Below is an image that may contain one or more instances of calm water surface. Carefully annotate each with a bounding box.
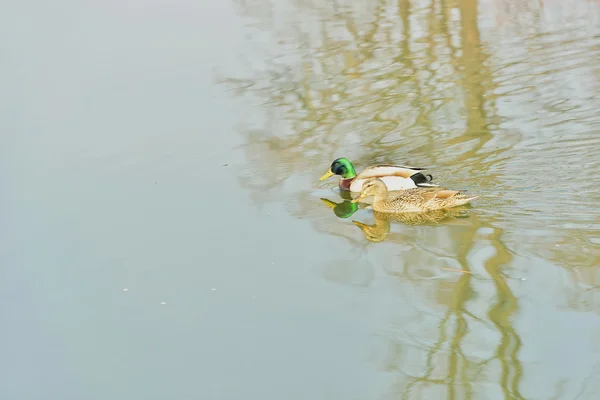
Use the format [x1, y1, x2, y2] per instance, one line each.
[2, 0, 600, 399]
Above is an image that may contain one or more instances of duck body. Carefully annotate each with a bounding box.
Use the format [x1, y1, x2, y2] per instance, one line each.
[320, 158, 437, 193]
[352, 178, 477, 213]
[345, 164, 437, 192]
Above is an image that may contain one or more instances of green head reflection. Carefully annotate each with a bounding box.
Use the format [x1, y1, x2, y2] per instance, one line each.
[320, 198, 359, 219]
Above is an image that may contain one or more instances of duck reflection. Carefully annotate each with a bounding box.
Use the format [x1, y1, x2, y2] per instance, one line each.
[320, 197, 360, 219]
[321, 195, 471, 243]
[353, 208, 470, 243]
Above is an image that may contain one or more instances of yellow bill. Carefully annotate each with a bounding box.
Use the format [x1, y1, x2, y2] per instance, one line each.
[320, 198, 337, 209]
[351, 195, 365, 203]
[319, 169, 335, 181]
[352, 221, 369, 229]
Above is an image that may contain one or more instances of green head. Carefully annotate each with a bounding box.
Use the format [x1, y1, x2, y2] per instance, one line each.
[319, 158, 357, 181]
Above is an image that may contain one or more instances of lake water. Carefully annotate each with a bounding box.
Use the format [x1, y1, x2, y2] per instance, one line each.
[2, 0, 600, 399]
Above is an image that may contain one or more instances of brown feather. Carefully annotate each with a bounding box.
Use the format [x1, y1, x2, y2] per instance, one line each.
[356, 165, 422, 180]
[433, 190, 460, 199]
[391, 170, 416, 179]
[354, 178, 477, 213]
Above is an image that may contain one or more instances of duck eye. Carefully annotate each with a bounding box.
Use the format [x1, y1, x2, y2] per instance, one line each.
[332, 164, 346, 175]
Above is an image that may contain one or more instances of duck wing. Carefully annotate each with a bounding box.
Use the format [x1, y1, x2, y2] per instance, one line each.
[355, 164, 437, 188]
[386, 187, 452, 202]
[355, 164, 427, 179]
[406, 187, 475, 204]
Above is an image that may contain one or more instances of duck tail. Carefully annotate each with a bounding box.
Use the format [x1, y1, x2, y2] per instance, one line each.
[454, 195, 478, 206]
[412, 172, 440, 187]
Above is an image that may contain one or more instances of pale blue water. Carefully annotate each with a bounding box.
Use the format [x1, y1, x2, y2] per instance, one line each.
[2, 1, 600, 399]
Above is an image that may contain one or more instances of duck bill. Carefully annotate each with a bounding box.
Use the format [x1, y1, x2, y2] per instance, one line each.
[351, 195, 365, 203]
[320, 198, 338, 209]
[352, 221, 369, 229]
[319, 169, 335, 181]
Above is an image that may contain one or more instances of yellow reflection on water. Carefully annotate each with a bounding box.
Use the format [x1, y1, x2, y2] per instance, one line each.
[221, 0, 600, 397]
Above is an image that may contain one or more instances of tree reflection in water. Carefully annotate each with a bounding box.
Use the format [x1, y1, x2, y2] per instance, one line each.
[220, 0, 600, 397]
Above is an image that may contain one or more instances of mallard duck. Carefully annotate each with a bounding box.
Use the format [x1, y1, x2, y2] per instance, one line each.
[351, 178, 477, 212]
[319, 157, 437, 192]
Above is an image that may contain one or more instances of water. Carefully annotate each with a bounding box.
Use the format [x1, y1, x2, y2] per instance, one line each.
[2, 0, 600, 399]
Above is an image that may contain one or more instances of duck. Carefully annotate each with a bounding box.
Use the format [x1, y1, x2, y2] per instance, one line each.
[351, 178, 477, 213]
[319, 157, 437, 192]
